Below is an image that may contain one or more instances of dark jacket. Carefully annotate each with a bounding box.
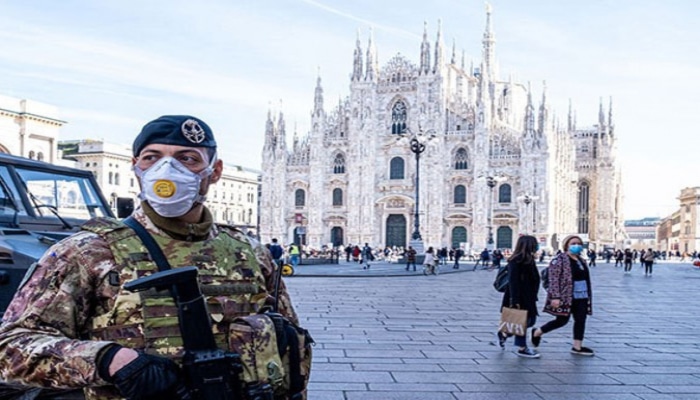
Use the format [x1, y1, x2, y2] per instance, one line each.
[269, 243, 284, 260]
[501, 255, 540, 320]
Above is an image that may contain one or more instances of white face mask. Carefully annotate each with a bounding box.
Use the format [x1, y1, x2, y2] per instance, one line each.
[134, 156, 214, 218]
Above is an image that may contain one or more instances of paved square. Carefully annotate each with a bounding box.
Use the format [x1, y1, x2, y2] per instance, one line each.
[286, 262, 700, 399]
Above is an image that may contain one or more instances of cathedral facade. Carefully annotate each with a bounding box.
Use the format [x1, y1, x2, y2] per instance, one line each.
[260, 7, 624, 253]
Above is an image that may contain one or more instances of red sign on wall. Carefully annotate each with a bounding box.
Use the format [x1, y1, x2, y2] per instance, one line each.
[295, 213, 303, 223]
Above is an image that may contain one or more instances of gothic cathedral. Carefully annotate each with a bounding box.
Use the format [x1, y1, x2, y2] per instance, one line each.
[260, 7, 624, 253]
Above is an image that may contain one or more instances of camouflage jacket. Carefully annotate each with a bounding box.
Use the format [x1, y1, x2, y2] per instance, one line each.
[0, 207, 298, 398]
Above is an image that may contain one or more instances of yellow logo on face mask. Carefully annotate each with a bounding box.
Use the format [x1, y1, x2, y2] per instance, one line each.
[153, 180, 176, 198]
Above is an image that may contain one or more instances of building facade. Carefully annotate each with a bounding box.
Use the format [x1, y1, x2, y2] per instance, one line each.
[260, 7, 624, 252]
[656, 187, 700, 254]
[624, 217, 659, 251]
[0, 94, 65, 163]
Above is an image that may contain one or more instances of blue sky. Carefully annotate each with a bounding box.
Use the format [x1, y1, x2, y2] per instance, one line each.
[1, 0, 698, 220]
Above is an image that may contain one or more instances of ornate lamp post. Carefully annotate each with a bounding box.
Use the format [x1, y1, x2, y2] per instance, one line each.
[517, 194, 540, 234]
[398, 127, 435, 254]
[409, 137, 427, 241]
[486, 176, 498, 249]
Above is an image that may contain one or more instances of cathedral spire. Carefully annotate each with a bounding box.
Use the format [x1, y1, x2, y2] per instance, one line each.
[598, 97, 605, 130]
[567, 99, 573, 132]
[433, 19, 444, 74]
[482, 2, 497, 81]
[264, 106, 276, 151]
[538, 81, 548, 134]
[313, 70, 324, 117]
[525, 81, 535, 138]
[365, 27, 378, 81]
[293, 121, 299, 151]
[352, 29, 363, 82]
[451, 38, 456, 65]
[277, 102, 287, 151]
[461, 49, 465, 70]
[608, 96, 614, 134]
[419, 21, 431, 75]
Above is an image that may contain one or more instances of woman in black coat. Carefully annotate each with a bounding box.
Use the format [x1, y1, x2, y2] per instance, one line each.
[497, 235, 541, 358]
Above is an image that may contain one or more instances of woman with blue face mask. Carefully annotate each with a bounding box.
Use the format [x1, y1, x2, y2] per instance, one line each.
[530, 235, 594, 356]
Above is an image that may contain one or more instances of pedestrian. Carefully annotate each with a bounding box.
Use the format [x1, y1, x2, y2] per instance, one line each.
[405, 246, 417, 271]
[473, 248, 490, 270]
[345, 244, 352, 262]
[643, 247, 655, 276]
[269, 237, 285, 268]
[0, 115, 308, 399]
[438, 247, 448, 265]
[423, 247, 437, 275]
[587, 248, 597, 267]
[361, 242, 373, 269]
[352, 245, 361, 262]
[623, 248, 633, 273]
[494, 235, 541, 358]
[491, 249, 503, 270]
[614, 249, 623, 267]
[453, 247, 463, 269]
[531, 234, 594, 356]
[289, 242, 301, 269]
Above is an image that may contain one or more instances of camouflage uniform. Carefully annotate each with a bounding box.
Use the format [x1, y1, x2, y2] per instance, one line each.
[0, 206, 298, 400]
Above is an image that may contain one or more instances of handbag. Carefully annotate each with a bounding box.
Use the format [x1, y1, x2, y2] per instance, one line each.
[499, 306, 527, 336]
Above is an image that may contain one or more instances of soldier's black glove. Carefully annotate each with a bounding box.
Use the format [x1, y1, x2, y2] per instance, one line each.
[111, 352, 187, 400]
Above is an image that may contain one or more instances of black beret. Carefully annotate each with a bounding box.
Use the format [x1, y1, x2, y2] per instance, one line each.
[132, 115, 217, 157]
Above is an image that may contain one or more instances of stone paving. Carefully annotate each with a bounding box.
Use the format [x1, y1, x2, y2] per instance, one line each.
[284, 261, 700, 399]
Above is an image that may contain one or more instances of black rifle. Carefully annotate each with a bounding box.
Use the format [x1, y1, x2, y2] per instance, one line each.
[124, 266, 274, 400]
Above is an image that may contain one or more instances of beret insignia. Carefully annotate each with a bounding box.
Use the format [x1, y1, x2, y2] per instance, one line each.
[182, 119, 206, 144]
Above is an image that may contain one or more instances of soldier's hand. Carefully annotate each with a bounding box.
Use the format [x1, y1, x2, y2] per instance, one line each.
[112, 352, 186, 400]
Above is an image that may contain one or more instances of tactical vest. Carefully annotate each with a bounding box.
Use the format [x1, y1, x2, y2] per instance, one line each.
[82, 218, 269, 356]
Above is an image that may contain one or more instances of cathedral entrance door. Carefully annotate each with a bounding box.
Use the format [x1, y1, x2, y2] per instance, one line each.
[496, 226, 513, 249]
[294, 226, 307, 246]
[385, 214, 407, 248]
[451, 226, 467, 249]
[330, 227, 344, 247]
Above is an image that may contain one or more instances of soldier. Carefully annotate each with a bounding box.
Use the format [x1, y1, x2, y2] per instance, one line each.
[0, 115, 302, 399]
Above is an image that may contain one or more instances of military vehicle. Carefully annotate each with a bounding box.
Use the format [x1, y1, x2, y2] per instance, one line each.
[0, 153, 116, 399]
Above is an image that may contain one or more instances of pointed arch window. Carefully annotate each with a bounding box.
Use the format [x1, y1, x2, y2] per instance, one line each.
[498, 184, 511, 203]
[332, 188, 343, 206]
[108, 172, 114, 185]
[391, 100, 407, 134]
[454, 185, 466, 204]
[389, 157, 405, 179]
[454, 148, 468, 170]
[294, 189, 306, 207]
[333, 153, 345, 174]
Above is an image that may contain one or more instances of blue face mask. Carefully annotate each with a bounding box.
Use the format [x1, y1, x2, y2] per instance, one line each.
[569, 244, 583, 255]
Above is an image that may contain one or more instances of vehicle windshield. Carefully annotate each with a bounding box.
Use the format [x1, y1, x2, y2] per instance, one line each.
[13, 166, 109, 221]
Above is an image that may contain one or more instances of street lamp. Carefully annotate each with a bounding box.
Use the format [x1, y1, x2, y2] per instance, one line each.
[398, 127, 435, 253]
[481, 175, 505, 250]
[517, 194, 540, 234]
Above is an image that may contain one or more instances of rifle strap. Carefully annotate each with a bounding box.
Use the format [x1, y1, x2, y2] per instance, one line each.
[123, 216, 172, 272]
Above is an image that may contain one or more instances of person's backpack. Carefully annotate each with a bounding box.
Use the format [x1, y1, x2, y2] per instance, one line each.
[541, 267, 550, 290]
[493, 264, 509, 292]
